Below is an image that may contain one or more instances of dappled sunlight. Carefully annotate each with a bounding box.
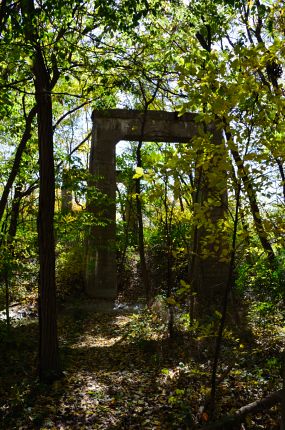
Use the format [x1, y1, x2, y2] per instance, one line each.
[69, 314, 131, 349]
[70, 334, 123, 348]
[0, 306, 282, 429]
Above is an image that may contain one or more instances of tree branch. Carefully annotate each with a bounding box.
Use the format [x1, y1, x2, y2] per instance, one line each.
[53, 100, 91, 130]
[197, 390, 283, 429]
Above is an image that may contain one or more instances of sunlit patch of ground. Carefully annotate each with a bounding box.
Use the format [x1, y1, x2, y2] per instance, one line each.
[69, 314, 131, 349]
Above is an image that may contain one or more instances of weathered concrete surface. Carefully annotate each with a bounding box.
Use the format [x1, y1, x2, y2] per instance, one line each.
[91, 109, 200, 142]
[85, 109, 229, 312]
[61, 168, 73, 214]
[190, 124, 229, 315]
[85, 121, 117, 300]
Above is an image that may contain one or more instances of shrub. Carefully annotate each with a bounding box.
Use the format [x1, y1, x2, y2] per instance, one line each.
[56, 244, 85, 299]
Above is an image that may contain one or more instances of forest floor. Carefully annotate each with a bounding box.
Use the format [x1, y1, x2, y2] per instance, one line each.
[0, 296, 283, 429]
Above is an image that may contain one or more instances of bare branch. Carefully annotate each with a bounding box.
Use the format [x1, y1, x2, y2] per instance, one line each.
[53, 100, 91, 130]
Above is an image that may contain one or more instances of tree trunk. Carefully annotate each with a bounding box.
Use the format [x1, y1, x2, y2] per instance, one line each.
[0, 105, 37, 226]
[135, 140, 151, 304]
[275, 157, 285, 203]
[20, 0, 60, 381]
[225, 129, 276, 265]
[33, 46, 60, 382]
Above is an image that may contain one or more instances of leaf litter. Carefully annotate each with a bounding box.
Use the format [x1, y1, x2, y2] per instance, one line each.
[0, 305, 282, 429]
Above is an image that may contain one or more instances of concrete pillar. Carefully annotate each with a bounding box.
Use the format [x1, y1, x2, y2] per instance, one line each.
[85, 118, 117, 300]
[61, 168, 73, 214]
[191, 125, 229, 313]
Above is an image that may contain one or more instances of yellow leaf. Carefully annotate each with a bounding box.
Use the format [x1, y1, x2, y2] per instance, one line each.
[132, 167, 144, 179]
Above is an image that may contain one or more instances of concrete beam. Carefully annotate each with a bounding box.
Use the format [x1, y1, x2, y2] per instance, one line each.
[92, 109, 201, 142]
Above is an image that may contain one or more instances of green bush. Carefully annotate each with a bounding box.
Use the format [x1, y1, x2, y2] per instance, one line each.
[236, 250, 285, 302]
[56, 244, 85, 299]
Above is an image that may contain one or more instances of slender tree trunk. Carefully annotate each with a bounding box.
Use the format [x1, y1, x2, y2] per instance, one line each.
[135, 83, 161, 305]
[161, 172, 175, 337]
[0, 105, 37, 226]
[225, 129, 275, 265]
[33, 47, 60, 382]
[165, 207, 174, 338]
[117, 184, 135, 288]
[188, 164, 203, 322]
[275, 158, 285, 203]
[21, 0, 60, 381]
[230, 160, 252, 264]
[135, 140, 151, 304]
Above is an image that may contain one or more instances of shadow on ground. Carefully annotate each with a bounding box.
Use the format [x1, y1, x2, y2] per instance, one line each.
[0, 306, 280, 430]
[0, 309, 198, 429]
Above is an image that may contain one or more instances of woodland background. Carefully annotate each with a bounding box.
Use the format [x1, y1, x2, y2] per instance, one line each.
[0, 0, 285, 429]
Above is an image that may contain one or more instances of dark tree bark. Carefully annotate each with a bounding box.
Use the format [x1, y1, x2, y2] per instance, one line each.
[21, 0, 60, 382]
[275, 157, 285, 203]
[0, 0, 7, 36]
[33, 46, 60, 382]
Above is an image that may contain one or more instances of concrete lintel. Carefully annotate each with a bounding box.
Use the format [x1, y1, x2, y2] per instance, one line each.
[92, 109, 197, 121]
[92, 109, 204, 143]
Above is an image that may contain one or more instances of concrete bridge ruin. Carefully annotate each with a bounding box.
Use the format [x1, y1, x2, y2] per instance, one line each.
[85, 109, 229, 309]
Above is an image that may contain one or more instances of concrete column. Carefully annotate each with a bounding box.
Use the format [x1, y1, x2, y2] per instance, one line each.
[191, 126, 229, 314]
[61, 168, 73, 214]
[85, 120, 117, 300]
